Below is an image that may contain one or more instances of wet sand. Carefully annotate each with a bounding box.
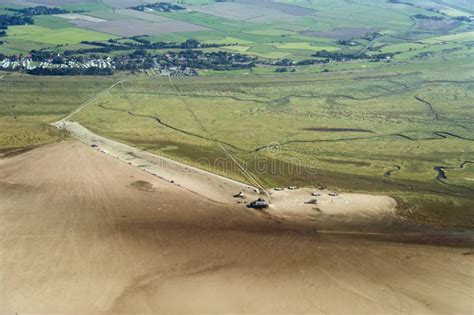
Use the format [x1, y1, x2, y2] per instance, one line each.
[0, 141, 473, 314]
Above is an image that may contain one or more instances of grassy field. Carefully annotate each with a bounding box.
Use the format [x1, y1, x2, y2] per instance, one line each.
[6, 25, 117, 45]
[0, 74, 114, 151]
[33, 15, 74, 29]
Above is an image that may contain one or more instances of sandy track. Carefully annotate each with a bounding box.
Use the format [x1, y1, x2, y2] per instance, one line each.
[0, 141, 473, 314]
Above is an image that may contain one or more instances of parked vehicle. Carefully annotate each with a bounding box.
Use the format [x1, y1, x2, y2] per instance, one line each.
[248, 198, 269, 209]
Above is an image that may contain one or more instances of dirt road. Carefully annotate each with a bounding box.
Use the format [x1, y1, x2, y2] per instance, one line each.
[1, 141, 472, 314]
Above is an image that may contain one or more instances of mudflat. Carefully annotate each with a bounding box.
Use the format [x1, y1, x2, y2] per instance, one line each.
[0, 141, 472, 314]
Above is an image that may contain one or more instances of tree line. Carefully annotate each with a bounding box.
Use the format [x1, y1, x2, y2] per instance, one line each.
[64, 38, 220, 55]
[6, 6, 68, 16]
[27, 67, 113, 76]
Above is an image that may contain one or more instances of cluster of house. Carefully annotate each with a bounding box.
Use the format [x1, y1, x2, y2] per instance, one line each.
[0, 56, 114, 70]
[0, 55, 197, 76]
[149, 67, 197, 77]
[1, 58, 32, 70]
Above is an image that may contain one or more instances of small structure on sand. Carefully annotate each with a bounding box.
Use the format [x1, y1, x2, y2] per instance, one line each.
[233, 191, 245, 198]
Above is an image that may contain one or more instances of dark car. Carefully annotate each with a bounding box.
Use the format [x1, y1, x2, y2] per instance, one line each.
[247, 198, 269, 209]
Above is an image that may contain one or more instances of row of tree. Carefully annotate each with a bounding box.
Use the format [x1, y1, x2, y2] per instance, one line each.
[312, 50, 394, 61]
[64, 39, 219, 55]
[6, 6, 68, 16]
[27, 67, 113, 76]
[0, 14, 34, 30]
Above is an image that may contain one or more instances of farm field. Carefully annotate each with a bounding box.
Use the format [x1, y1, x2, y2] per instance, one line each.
[6, 24, 117, 45]
[1, 0, 473, 59]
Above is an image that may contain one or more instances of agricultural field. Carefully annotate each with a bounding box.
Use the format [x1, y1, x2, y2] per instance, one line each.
[69, 18, 209, 37]
[1, 0, 473, 59]
[6, 24, 116, 44]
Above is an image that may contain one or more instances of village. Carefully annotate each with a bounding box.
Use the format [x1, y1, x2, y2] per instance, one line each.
[0, 56, 112, 71]
[0, 54, 198, 76]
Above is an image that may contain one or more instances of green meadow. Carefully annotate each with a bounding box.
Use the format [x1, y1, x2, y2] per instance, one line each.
[0, 74, 114, 150]
[7, 25, 117, 45]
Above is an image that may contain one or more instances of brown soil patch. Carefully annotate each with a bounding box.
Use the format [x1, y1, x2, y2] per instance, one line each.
[130, 180, 154, 191]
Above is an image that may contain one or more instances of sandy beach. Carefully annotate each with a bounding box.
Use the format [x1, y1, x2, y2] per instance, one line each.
[0, 141, 473, 314]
